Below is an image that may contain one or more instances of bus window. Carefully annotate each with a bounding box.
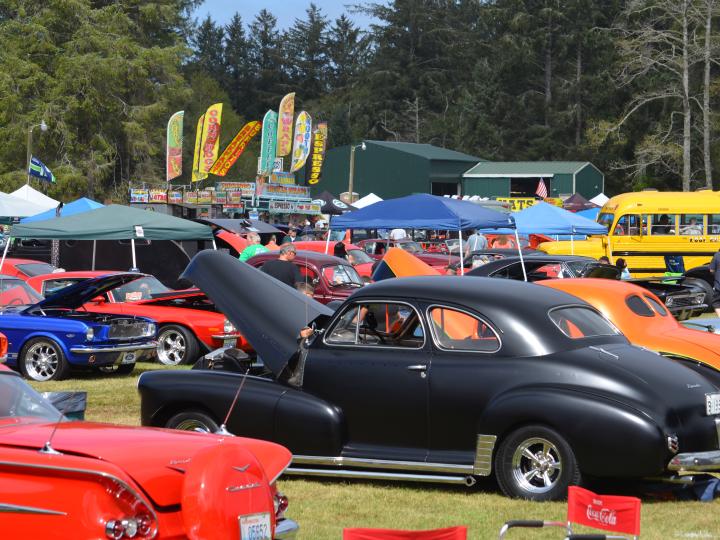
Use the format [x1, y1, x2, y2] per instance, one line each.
[597, 213, 614, 229]
[650, 214, 676, 235]
[679, 214, 704, 235]
[708, 215, 720, 235]
[614, 214, 642, 236]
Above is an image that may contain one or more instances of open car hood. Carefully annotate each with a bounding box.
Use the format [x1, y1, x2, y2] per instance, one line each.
[182, 250, 333, 375]
[28, 273, 145, 311]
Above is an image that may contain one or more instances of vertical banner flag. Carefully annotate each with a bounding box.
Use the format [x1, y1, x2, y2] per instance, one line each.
[199, 103, 223, 175]
[290, 111, 312, 172]
[191, 114, 207, 183]
[28, 156, 56, 183]
[536, 179, 548, 198]
[259, 109, 279, 175]
[166, 110, 184, 182]
[276, 92, 295, 156]
[209, 121, 262, 176]
[306, 122, 328, 185]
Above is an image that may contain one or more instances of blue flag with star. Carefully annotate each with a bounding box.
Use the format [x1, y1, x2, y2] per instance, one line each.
[28, 156, 56, 183]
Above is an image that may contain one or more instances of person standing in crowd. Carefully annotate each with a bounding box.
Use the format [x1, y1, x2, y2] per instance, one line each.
[265, 234, 280, 250]
[239, 233, 268, 262]
[464, 229, 488, 257]
[616, 257, 631, 280]
[709, 248, 720, 317]
[389, 228, 408, 241]
[598, 256, 611, 264]
[333, 242, 348, 259]
[282, 227, 298, 244]
[490, 234, 516, 249]
[260, 244, 302, 288]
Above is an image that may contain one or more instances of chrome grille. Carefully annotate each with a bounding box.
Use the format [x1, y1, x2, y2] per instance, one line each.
[108, 320, 150, 340]
[665, 294, 702, 309]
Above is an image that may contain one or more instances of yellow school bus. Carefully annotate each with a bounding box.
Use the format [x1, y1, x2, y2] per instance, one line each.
[538, 190, 720, 276]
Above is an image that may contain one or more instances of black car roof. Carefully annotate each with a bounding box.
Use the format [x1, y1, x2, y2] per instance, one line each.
[250, 250, 349, 265]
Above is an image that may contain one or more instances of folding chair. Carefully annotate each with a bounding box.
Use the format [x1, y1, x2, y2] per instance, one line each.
[343, 526, 467, 540]
[498, 486, 641, 539]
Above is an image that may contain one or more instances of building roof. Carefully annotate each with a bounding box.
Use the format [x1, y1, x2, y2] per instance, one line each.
[464, 161, 595, 177]
[367, 140, 483, 162]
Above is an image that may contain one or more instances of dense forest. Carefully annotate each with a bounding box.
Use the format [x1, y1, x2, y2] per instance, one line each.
[1, 0, 719, 200]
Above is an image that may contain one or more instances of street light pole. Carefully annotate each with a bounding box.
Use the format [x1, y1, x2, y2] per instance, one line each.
[346, 141, 366, 204]
[26, 120, 48, 184]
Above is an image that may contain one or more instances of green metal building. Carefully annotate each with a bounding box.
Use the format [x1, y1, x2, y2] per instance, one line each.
[314, 140, 484, 199]
[462, 161, 604, 199]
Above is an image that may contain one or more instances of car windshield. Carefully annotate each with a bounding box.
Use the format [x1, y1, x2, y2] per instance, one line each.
[15, 263, 56, 277]
[549, 306, 620, 339]
[112, 276, 170, 302]
[0, 277, 44, 307]
[0, 373, 61, 426]
[322, 264, 364, 287]
[397, 241, 423, 254]
[597, 213, 614, 229]
[347, 249, 374, 265]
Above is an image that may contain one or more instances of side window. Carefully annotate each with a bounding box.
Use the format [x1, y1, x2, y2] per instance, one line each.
[428, 306, 500, 353]
[363, 242, 375, 254]
[325, 302, 424, 348]
[679, 214, 704, 235]
[625, 295, 654, 317]
[643, 294, 668, 316]
[708, 215, 720, 235]
[613, 214, 642, 236]
[650, 214, 676, 236]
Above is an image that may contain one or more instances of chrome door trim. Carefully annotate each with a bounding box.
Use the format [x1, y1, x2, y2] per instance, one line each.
[0, 503, 66, 515]
[285, 467, 476, 486]
[474, 434, 497, 476]
[291, 455, 473, 475]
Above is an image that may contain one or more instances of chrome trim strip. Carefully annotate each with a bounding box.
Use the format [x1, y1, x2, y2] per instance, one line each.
[274, 518, 299, 539]
[0, 460, 157, 536]
[668, 450, 720, 472]
[715, 418, 720, 449]
[71, 342, 157, 353]
[210, 333, 242, 340]
[473, 434, 497, 476]
[425, 303, 502, 354]
[290, 455, 473, 475]
[0, 503, 66, 516]
[285, 467, 475, 485]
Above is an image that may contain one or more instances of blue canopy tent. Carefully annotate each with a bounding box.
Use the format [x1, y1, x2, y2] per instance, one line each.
[20, 197, 104, 223]
[577, 207, 601, 221]
[329, 193, 519, 276]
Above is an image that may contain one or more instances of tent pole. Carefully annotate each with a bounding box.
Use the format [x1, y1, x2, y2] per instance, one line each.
[458, 230, 464, 276]
[91, 240, 96, 270]
[514, 229, 527, 282]
[212, 238, 217, 250]
[131, 238, 137, 270]
[0, 238, 11, 272]
[325, 218, 331, 254]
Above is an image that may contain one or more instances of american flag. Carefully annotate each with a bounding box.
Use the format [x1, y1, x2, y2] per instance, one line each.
[535, 180, 548, 198]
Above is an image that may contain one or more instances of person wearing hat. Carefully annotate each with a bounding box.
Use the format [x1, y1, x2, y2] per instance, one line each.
[282, 227, 298, 244]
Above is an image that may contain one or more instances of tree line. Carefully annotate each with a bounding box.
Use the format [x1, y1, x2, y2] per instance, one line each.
[1, 0, 719, 200]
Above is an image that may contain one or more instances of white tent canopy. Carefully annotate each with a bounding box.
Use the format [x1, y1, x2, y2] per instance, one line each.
[590, 193, 609, 207]
[353, 193, 383, 209]
[0, 192, 48, 217]
[10, 184, 58, 211]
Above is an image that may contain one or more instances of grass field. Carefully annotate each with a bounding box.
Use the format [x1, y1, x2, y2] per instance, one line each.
[28, 362, 720, 539]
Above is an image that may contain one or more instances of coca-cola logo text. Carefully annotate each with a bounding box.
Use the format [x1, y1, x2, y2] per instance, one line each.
[586, 502, 617, 526]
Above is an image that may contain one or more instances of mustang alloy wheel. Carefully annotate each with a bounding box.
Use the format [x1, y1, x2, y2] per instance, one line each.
[495, 425, 581, 501]
[19, 338, 70, 382]
[166, 410, 219, 433]
[156, 325, 198, 365]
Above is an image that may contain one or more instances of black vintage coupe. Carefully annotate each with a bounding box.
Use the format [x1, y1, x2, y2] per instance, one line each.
[138, 251, 720, 501]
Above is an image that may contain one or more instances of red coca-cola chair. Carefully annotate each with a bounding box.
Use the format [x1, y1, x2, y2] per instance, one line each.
[343, 526, 467, 540]
[498, 486, 641, 539]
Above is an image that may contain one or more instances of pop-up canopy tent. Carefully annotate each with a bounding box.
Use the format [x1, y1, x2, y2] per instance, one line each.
[10, 185, 58, 211]
[590, 193, 609, 206]
[315, 190, 356, 215]
[0, 192, 48, 218]
[577, 207, 601, 221]
[562, 193, 598, 212]
[196, 218, 282, 235]
[352, 193, 382, 209]
[330, 193, 517, 275]
[6, 204, 213, 270]
[20, 197, 104, 223]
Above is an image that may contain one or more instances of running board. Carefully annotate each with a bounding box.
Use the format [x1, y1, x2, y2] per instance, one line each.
[284, 466, 476, 486]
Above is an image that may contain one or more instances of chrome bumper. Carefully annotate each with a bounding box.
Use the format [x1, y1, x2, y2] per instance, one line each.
[71, 342, 157, 354]
[274, 518, 299, 539]
[668, 450, 720, 472]
[210, 333, 242, 341]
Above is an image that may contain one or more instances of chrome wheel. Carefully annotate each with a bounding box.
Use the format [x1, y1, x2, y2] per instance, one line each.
[174, 419, 213, 432]
[511, 437, 562, 494]
[157, 329, 186, 365]
[25, 342, 60, 382]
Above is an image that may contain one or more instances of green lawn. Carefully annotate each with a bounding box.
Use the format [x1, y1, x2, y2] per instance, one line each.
[28, 362, 720, 539]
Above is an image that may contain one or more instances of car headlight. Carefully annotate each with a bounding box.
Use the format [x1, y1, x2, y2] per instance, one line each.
[146, 323, 156, 337]
[223, 319, 235, 334]
[694, 293, 705, 304]
[86, 328, 94, 341]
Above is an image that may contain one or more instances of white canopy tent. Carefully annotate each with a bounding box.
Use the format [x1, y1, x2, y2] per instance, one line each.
[10, 184, 58, 211]
[589, 193, 609, 207]
[353, 193, 383, 209]
[0, 192, 48, 217]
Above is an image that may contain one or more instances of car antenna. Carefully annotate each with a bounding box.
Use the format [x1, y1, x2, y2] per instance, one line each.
[40, 392, 78, 455]
[215, 368, 250, 436]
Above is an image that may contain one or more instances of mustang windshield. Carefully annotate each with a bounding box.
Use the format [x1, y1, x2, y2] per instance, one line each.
[0, 373, 61, 425]
[322, 265, 363, 287]
[0, 278, 44, 307]
[113, 276, 170, 301]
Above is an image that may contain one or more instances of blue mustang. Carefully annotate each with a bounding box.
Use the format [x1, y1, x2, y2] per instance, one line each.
[0, 273, 157, 381]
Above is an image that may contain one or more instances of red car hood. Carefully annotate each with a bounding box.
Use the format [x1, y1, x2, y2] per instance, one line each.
[0, 421, 291, 507]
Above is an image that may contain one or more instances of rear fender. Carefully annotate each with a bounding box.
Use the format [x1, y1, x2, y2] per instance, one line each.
[478, 388, 667, 477]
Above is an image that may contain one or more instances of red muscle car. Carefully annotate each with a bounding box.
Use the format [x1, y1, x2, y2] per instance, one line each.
[26, 271, 247, 365]
[0, 364, 298, 539]
[355, 239, 459, 271]
[0, 258, 56, 280]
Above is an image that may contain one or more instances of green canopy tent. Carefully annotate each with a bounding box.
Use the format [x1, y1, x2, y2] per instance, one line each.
[4, 204, 214, 271]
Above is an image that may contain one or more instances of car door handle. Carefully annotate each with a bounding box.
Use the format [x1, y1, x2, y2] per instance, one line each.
[407, 364, 427, 372]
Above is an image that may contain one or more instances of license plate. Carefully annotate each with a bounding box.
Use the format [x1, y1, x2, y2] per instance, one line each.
[239, 512, 271, 540]
[122, 352, 136, 364]
[223, 338, 236, 348]
[706, 393, 720, 415]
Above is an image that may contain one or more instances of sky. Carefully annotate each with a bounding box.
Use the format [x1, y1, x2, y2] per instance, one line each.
[193, 1, 379, 29]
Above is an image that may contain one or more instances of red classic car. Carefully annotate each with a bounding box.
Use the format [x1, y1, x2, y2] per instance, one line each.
[0, 257, 56, 280]
[26, 271, 247, 365]
[355, 239, 459, 271]
[290, 240, 375, 278]
[247, 251, 364, 304]
[0, 363, 298, 539]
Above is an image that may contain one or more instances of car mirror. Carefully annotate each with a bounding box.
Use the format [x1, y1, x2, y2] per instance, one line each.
[91, 295, 106, 304]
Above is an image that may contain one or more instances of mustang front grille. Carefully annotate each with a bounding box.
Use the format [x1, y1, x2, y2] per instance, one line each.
[108, 321, 153, 340]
